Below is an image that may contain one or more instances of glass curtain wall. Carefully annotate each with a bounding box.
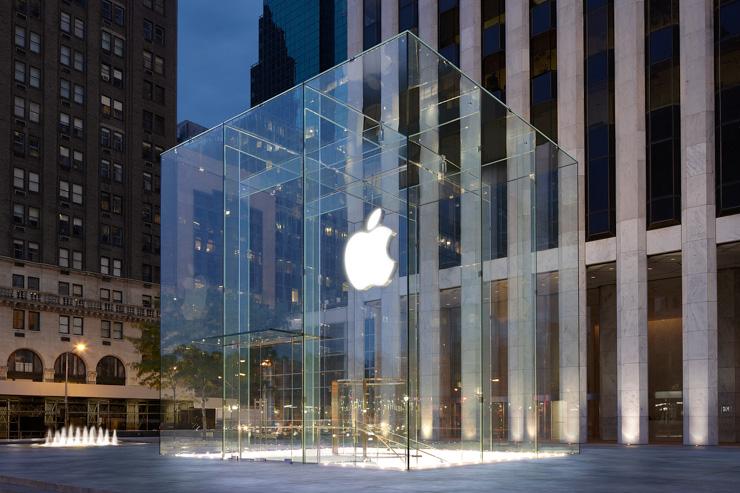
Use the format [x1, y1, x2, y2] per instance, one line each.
[161, 32, 579, 469]
[718, 242, 740, 442]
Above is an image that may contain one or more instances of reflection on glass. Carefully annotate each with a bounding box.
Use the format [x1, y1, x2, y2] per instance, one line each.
[718, 242, 740, 442]
[647, 253, 683, 442]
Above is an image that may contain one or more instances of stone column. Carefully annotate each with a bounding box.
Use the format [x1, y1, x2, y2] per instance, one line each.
[417, 2, 441, 442]
[505, 0, 530, 118]
[381, 0, 399, 41]
[347, 0, 363, 58]
[556, 0, 586, 444]
[614, 0, 648, 445]
[460, 0, 481, 83]
[505, 0, 535, 445]
[680, 0, 718, 446]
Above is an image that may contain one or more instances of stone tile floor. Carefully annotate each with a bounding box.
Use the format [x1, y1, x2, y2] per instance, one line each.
[1, 442, 739, 492]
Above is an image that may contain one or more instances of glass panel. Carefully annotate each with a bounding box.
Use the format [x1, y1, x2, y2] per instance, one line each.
[160, 31, 579, 468]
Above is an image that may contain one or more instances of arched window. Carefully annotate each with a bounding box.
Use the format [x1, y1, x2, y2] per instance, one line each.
[54, 352, 87, 383]
[96, 356, 125, 385]
[7, 349, 43, 381]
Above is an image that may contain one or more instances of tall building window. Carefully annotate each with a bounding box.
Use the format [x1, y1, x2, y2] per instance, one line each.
[585, 0, 616, 239]
[715, 0, 740, 215]
[530, 0, 559, 250]
[399, 0, 418, 35]
[645, 0, 681, 228]
[59, 316, 70, 334]
[482, 0, 506, 100]
[363, 0, 381, 50]
[438, 0, 460, 66]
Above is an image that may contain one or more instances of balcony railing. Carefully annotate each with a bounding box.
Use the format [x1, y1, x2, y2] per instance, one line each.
[0, 287, 159, 321]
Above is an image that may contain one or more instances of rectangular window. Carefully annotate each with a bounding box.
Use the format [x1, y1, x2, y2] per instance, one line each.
[13, 168, 24, 189]
[113, 163, 123, 182]
[113, 259, 121, 277]
[143, 19, 153, 41]
[73, 149, 83, 170]
[101, 95, 111, 116]
[143, 172, 153, 191]
[100, 191, 110, 211]
[101, 320, 111, 338]
[114, 4, 125, 26]
[112, 322, 123, 339]
[363, 0, 381, 49]
[25, 243, 37, 264]
[13, 204, 24, 225]
[114, 36, 124, 57]
[14, 96, 25, 118]
[113, 99, 123, 119]
[72, 217, 83, 236]
[100, 256, 110, 275]
[100, 288, 110, 301]
[113, 68, 123, 87]
[60, 79, 70, 99]
[13, 309, 25, 331]
[142, 295, 152, 307]
[59, 282, 70, 296]
[100, 224, 111, 244]
[12, 274, 24, 288]
[112, 290, 122, 303]
[30, 32, 41, 53]
[73, 118, 83, 138]
[112, 195, 122, 214]
[112, 132, 124, 151]
[73, 51, 84, 71]
[101, 63, 111, 82]
[60, 45, 71, 66]
[73, 84, 84, 104]
[59, 315, 70, 334]
[438, 0, 460, 66]
[13, 240, 24, 259]
[28, 102, 40, 123]
[154, 25, 165, 45]
[28, 311, 40, 331]
[72, 184, 83, 204]
[143, 50, 152, 70]
[154, 55, 164, 74]
[15, 61, 25, 83]
[59, 213, 70, 235]
[15, 25, 26, 47]
[72, 284, 83, 297]
[100, 159, 110, 178]
[28, 135, 40, 158]
[29, 66, 40, 88]
[74, 18, 85, 39]
[100, 127, 111, 147]
[13, 131, 25, 156]
[102, 31, 111, 51]
[59, 180, 70, 200]
[58, 248, 69, 268]
[27, 277, 39, 290]
[59, 114, 70, 134]
[29, 172, 39, 192]
[72, 317, 83, 335]
[72, 250, 82, 270]
[60, 12, 71, 32]
[28, 207, 39, 228]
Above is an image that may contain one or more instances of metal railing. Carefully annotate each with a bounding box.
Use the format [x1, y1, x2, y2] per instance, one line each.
[0, 287, 159, 321]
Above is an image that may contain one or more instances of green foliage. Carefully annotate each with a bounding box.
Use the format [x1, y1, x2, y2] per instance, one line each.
[127, 318, 162, 389]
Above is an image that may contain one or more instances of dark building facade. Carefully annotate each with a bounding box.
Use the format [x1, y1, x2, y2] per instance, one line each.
[176, 119, 206, 143]
[0, 0, 176, 437]
[250, 0, 347, 106]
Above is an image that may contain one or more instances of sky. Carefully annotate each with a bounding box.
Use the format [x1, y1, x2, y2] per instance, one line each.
[177, 0, 262, 128]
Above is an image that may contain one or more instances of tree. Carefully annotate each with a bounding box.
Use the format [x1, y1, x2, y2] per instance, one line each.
[174, 344, 222, 439]
[127, 318, 162, 389]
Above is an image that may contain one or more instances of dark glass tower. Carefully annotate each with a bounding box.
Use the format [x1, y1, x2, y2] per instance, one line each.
[250, 0, 347, 106]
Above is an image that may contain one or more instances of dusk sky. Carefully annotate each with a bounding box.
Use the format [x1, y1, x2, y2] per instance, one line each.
[177, 0, 262, 128]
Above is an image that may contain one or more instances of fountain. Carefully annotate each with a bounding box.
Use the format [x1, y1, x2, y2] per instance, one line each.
[41, 426, 119, 447]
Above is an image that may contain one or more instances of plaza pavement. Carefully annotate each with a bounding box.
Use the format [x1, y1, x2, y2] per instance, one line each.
[1, 442, 740, 492]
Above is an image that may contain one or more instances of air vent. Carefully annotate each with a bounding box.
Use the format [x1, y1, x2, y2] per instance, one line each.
[103, 340, 111, 346]
[15, 332, 25, 338]
[14, 190, 26, 197]
[14, 226, 25, 233]
[60, 336, 70, 342]
[60, 270, 70, 276]
[15, 119, 26, 127]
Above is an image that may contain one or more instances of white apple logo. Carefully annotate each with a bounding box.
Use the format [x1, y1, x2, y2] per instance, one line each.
[344, 208, 397, 291]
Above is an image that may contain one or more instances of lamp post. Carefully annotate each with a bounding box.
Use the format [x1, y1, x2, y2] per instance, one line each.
[64, 343, 87, 428]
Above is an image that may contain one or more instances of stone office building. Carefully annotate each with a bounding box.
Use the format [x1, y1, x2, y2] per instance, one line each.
[346, 0, 740, 445]
[0, 0, 176, 437]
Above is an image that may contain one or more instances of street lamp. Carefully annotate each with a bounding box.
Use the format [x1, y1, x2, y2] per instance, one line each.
[64, 343, 87, 428]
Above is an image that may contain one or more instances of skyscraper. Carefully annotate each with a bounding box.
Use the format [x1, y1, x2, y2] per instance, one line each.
[250, 0, 347, 106]
[0, 0, 176, 437]
[346, 0, 740, 446]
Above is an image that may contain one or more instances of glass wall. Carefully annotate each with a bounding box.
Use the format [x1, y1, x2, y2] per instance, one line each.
[647, 253, 683, 442]
[715, 0, 740, 216]
[586, 262, 617, 441]
[161, 32, 579, 469]
[718, 242, 740, 442]
[645, 0, 681, 228]
[584, 0, 616, 240]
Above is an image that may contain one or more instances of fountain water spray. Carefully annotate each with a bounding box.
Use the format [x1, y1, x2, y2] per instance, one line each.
[42, 426, 119, 447]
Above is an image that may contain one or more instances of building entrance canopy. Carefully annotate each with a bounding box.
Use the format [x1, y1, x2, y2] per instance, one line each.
[161, 32, 579, 469]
